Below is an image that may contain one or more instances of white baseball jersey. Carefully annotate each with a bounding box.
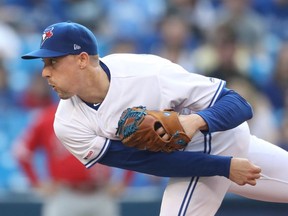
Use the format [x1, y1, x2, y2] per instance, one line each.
[54, 54, 226, 167]
[54, 54, 288, 215]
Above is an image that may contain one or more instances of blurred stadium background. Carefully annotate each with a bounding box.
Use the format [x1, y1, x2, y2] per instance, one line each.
[0, 0, 288, 215]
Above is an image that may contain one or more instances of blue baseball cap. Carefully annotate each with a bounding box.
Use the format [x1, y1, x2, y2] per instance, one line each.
[22, 21, 98, 59]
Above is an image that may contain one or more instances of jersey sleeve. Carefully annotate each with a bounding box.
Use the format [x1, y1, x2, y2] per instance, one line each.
[54, 100, 111, 168]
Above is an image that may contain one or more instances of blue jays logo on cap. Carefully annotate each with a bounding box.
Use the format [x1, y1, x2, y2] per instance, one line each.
[41, 27, 54, 46]
[21, 21, 98, 59]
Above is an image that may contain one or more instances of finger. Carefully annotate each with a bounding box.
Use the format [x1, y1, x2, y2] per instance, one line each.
[255, 167, 262, 174]
[155, 127, 170, 140]
[254, 173, 261, 179]
[255, 173, 261, 179]
[248, 172, 261, 179]
[251, 165, 262, 174]
[237, 181, 245, 186]
[161, 133, 171, 141]
[247, 179, 257, 186]
[156, 127, 165, 135]
[247, 173, 261, 181]
[246, 172, 262, 185]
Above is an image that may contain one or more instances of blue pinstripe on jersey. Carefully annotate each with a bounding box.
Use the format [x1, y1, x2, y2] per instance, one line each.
[178, 176, 199, 216]
[177, 80, 223, 215]
[209, 80, 225, 107]
[178, 133, 212, 216]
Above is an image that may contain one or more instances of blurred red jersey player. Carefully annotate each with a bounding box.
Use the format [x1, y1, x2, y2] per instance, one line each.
[13, 104, 128, 216]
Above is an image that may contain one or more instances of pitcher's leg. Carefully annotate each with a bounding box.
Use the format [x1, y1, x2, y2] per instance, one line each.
[228, 136, 288, 203]
[160, 176, 231, 216]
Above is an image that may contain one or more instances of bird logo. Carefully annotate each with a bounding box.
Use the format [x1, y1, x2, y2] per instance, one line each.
[41, 27, 54, 46]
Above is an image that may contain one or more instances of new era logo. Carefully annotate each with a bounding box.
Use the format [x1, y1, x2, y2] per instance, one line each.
[74, 44, 81, 50]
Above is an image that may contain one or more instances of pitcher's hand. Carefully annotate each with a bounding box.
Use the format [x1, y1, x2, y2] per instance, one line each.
[229, 158, 261, 186]
[156, 114, 208, 140]
[178, 114, 208, 139]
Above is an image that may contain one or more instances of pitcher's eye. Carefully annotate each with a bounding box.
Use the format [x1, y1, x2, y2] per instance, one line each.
[51, 59, 57, 64]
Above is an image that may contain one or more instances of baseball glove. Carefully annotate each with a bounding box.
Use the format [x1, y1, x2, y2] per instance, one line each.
[116, 106, 191, 152]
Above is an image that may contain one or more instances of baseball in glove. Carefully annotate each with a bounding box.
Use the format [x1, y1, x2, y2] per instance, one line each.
[116, 106, 191, 153]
